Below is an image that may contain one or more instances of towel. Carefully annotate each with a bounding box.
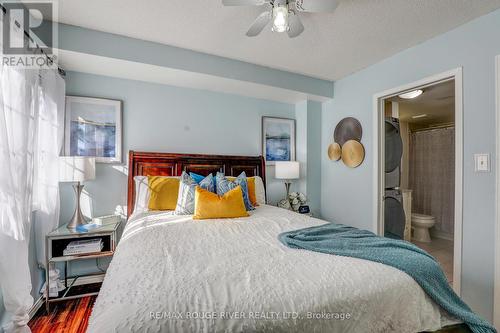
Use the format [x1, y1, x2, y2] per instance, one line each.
[279, 222, 496, 333]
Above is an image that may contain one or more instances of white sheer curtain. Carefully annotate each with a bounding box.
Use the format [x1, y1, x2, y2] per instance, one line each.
[33, 69, 65, 267]
[0, 62, 38, 333]
[0, 51, 65, 333]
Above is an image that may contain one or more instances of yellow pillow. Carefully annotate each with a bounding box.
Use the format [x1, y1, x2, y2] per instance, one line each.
[227, 176, 258, 207]
[193, 186, 249, 220]
[148, 176, 180, 211]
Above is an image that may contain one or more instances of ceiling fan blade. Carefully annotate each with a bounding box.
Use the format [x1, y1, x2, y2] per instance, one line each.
[222, 0, 266, 6]
[287, 13, 304, 38]
[295, 0, 339, 12]
[246, 11, 271, 37]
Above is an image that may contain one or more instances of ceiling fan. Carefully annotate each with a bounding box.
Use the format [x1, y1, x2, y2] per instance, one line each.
[222, 0, 339, 38]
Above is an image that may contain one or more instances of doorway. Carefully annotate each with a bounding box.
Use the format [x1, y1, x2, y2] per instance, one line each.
[373, 68, 463, 294]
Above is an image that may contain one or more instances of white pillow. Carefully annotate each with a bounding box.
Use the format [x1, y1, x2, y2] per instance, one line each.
[254, 176, 266, 205]
[133, 175, 180, 215]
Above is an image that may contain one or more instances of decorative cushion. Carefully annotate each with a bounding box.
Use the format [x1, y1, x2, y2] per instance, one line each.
[253, 176, 266, 205]
[193, 186, 249, 220]
[133, 176, 180, 214]
[189, 172, 217, 190]
[189, 172, 206, 184]
[175, 172, 214, 215]
[227, 176, 258, 207]
[147, 176, 180, 211]
[216, 172, 254, 211]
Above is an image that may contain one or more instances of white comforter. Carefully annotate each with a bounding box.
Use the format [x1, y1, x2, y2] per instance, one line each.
[88, 205, 458, 333]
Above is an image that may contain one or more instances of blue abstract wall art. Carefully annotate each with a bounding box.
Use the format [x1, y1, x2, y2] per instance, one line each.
[262, 116, 295, 164]
[65, 96, 122, 163]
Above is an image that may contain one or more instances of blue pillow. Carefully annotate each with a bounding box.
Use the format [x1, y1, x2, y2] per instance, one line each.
[189, 172, 205, 184]
[190, 172, 216, 190]
[216, 171, 254, 211]
[175, 172, 214, 215]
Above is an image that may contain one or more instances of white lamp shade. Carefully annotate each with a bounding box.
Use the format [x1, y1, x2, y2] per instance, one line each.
[59, 156, 96, 182]
[275, 161, 300, 180]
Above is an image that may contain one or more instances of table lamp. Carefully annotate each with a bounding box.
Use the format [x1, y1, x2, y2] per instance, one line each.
[59, 156, 96, 230]
[275, 161, 300, 197]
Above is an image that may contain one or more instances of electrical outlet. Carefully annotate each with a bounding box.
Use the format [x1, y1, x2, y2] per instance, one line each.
[474, 154, 490, 172]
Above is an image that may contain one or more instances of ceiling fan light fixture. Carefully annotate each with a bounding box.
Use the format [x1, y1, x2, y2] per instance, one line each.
[272, 4, 289, 33]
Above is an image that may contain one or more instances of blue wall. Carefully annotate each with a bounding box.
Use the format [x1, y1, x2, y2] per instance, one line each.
[321, 8, 500, 320]
[64, 70, 295, 212]
[306, 101, 322, 216]
[295, 101, 322, 216]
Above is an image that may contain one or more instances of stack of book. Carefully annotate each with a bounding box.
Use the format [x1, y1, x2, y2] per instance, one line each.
[63, 238, 103, 256]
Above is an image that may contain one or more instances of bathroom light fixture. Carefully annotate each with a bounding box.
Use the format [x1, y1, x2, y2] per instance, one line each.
[399, 89, 423, 99]
[412, 114, 427, 119]
[272, 3, 289, 33]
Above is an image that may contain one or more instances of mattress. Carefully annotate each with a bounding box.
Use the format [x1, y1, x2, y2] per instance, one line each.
[87, 205, 459, 333]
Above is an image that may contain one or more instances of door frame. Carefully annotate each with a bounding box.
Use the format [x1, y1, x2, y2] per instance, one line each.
[494, 55, 500, 328]
[372, 68, 463, 295]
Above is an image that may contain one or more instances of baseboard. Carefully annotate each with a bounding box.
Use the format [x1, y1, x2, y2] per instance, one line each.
[28, 295, 44, 320]
[431, 230, 454, 241]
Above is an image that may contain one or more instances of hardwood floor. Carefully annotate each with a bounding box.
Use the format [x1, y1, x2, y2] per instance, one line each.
[29, 296, 96, 333]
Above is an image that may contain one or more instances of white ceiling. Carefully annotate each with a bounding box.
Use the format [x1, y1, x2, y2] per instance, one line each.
[54, 0, 500, 81]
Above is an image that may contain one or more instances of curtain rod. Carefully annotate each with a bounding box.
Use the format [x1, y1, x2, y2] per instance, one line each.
[0, 4, 65, 77]
[410, 123, 455, 133]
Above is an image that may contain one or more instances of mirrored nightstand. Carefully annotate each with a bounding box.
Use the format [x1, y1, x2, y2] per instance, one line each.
[45, 218, 121, 312]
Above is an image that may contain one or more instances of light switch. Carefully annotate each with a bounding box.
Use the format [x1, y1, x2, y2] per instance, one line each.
[474, 154, 490, 172]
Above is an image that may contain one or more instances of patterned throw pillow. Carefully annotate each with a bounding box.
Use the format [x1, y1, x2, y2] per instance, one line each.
[190, 172, 217, 189]
[175, 172, 214, 215]
[216, 171, 254, 211]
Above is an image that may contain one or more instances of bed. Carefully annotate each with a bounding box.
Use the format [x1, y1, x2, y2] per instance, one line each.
[87, 151, 460, 333]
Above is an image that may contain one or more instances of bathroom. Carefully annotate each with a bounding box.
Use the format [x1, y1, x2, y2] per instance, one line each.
[384, 79, 455, 284]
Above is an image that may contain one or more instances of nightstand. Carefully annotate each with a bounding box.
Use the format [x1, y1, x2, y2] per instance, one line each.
[277, 201, 313, 217]
[45, 218, 121, 312]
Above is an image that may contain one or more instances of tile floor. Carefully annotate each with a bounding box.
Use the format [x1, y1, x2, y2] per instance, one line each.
[412, 238, 454, 285]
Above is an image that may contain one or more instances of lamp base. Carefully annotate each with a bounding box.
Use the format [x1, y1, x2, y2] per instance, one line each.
[67, 182, 90, 230]
[284, 182, 291, 197]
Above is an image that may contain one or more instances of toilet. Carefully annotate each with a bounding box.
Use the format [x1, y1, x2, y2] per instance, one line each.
[411, 213, 436, 243]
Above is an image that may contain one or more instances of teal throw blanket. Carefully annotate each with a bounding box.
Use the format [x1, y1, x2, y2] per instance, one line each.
[279, 223, 495, 333]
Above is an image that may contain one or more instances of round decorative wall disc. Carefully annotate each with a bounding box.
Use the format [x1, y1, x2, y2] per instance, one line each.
[341, 140, 365, 168]
[328, 143, 342, 161]
[334, 117, 363, 146]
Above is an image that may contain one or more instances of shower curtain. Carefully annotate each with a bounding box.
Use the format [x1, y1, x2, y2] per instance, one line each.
[409, 127, 455, 236]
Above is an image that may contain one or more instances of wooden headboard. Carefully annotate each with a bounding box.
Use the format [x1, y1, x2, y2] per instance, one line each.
[127, 151, 266, 217]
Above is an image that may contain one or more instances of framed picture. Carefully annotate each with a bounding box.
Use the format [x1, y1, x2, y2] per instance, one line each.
[64, 96, 122, 163]
[262, 116, 296, 165]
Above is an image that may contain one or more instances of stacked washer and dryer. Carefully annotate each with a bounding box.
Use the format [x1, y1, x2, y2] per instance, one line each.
[384, 117, 406, 239]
